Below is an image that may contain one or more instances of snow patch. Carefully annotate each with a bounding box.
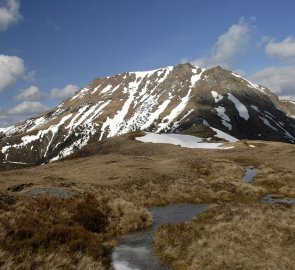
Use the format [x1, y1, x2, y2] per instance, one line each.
[92, 84, 101, 94]
[202, 119, 239, 142]
[99, 79, 144, 139]
[210, 127, 239, 142]
[172, 109, 194, 129]
[250, 105, 260, 112]
[227, 93, 249, 120]
[157, 89, 192, 132]
[100, 85, 113, 94]
[190, 71, 203, 87]
[259, 116, 278, 131]
[215, 106, 232, 130]
[141, 99, 171, 130]
[136, 133, 234, 149]
[232, 72, 268, 95]
[211, 91, 223, 103]
[1, 114, 73, 159]
[3, 161, 28, 165]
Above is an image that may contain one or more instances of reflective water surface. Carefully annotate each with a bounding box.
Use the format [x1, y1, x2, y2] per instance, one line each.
[243, 166, 257, 183]
[111, 203, 209, 270]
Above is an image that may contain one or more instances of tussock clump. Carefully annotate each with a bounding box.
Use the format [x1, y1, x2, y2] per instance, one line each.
[154, 203, 295, 270]
[0, 249, 105, 270]
[0, 195, 110, 267]
[108, 198, 153, 234]
[0, 193, 153, 269]
[0, 192, 17, 210]
[73, 194, 108, 233]
[1, 136, 294, 268]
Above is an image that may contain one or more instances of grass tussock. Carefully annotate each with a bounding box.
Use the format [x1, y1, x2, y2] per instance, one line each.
[101, 158, 265, 206]
[0, 193, 152, 269]
[0, 192, 17, 210]
[0, 249, 105, 270]
[0, 136, 295, 269]
[255, 165, 295, 197]
[108, 198, 152, 234]
[154, 203, 295, 270]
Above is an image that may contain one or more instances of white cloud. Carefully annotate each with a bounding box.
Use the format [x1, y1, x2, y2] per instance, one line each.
[50, 84, 78, 99]
[265, 36, 295, 62]
[252, 66, 295, 100]
[192, 18, 252, 68]
[0, 54, 25, 91]
[7, 101, 49, 115]
[13, 85, 45, 101]
[256, 36, 271, 48]
[0, 0, 22, 31]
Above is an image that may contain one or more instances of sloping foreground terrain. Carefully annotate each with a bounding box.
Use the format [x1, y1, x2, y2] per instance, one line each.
[1, 63, 295, 167]
[0, 133, 295, 269]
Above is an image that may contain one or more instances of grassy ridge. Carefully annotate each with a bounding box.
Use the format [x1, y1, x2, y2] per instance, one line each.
[0, 135, 294, 269]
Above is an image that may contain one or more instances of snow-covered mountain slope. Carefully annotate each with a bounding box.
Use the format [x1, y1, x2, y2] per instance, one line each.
[1, 63, 295, 165]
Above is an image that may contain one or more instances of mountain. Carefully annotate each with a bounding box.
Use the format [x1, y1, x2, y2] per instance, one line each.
[1, 63, 295, 166]
[278, 100, 295, 118]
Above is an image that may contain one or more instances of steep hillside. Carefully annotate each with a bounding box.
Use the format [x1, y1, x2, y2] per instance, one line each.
[278, 100, 295, 119]
[0, 63, 294, 165]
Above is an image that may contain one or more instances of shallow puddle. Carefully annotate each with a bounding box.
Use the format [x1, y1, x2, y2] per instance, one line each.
[243, 166, 257, 183]
[111, 203, 209, 270]
[262, 194, 295, 205]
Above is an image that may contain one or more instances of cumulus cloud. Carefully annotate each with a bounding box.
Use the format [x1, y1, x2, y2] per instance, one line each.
[265, 36, 295, 63]
[252, 66, 295, 100]
[13, 85, 45, 101]
[0, 100, 49, 127]
[0, 0, 22, 31]
[0, 54, 25, 91]
[7, 101, 49, 115]
[50, 84, 78, 99]
[192, 18, 252, 68]
[256, 36, 271, 48]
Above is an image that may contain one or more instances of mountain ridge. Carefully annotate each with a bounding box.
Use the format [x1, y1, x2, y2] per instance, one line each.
[1, 63, 295, 166]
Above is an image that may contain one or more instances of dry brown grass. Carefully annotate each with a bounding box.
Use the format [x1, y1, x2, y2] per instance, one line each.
[0, 249, 105, 270]
[154, 203, 295, 270]
[0, 135, 295, 269]
[108, 198, 152, 234]
[1, 137, 294, 203]
[0, 194, 151, 269]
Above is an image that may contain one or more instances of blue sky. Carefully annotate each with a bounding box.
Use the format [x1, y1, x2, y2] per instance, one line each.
[1, 0, 295, 127]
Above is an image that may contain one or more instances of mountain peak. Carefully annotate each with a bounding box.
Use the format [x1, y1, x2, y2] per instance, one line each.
[1, 64, 295, 166]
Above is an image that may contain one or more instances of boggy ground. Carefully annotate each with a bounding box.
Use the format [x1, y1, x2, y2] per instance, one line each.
[0, 132, 295, 269]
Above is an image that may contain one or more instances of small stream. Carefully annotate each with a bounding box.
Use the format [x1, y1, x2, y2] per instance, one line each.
[111, 204, 209, 270]
[111, 165, 295, 269]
